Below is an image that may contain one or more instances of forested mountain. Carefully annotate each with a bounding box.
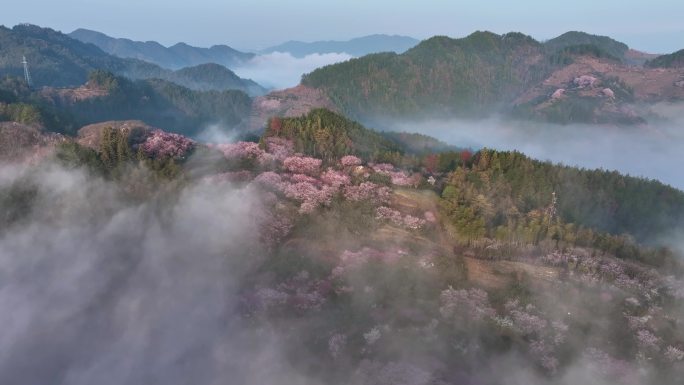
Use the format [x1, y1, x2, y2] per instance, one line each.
[0, 24, 264, 95]
[262, 34, 419, 57]
[301, 31, 684, 126]
[543, 31, 630, 61]
[168, 63, 265, 95]
[302, 31, 553, 122]
[69, 28, 255, 69]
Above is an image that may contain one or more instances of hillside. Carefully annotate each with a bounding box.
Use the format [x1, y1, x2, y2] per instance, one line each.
[262, 34, 419, 57]
[302, 31, 553, 122]
[69, 28, 255, 69]
[0, 24, 264, 95]
[2, 115, 684, 384]
[301, 31, 684, 125]
[0, 71, 253, 136]
[262, 109, 402, 162]
[169, 63, 265, 95]
[646, 49, 684, 69]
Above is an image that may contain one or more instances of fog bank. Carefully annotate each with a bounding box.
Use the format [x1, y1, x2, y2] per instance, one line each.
[233, 51, 353, 90]
[385, 109, 684, 190]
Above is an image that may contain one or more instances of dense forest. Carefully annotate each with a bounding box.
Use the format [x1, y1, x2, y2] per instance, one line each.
[262, 109, 403, 163]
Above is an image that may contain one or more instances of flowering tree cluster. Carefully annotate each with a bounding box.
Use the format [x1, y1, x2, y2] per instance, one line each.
[282, 181, 335, 214]
[538, 250, 662, 304]
[583, 348, 640, 384]
[320, 168, 351, 188]
[370, 162, 418, 187]
[440, 287, 496, 322]
[440, 291, 568, 374]
[259, 211, 294, 249]
[371, 163, 395, 172]
[332, 248, 404, 279]
[253, 271, 328, 313]
[501, 299, 567, 373]
[283, 155, 322, 175]
[252, 171, 282, 190]
[340, 155, 362, 167]
[263, 137, 294, 160]
[141, 129, 194, 159]
[363, 326, 382, 346]
[504, 300, 549, 335]
[664, 346, 684, 362]
[375, 206, 426, 229]
[216, 141, 260, 159]
[343, 182, 391, 205]
[328, 333, 347, 359]
[289, 173, 319, 185]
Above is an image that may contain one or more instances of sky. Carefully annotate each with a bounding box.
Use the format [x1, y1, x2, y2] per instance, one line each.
[2, 0, 684, 53]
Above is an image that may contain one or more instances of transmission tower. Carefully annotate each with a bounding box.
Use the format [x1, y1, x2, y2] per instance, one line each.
[22, 56, 33, 89]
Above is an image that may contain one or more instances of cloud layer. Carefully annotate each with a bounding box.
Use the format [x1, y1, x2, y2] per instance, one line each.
[233, 51, 353, 90]
[384, 107, 684, 190]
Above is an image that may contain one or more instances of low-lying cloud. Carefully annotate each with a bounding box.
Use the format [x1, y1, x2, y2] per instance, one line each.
[233, 51, 353, 90]
[384, 105, 684, 190]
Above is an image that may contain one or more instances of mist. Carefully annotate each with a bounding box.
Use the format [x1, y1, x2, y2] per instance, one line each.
[233, 52, 353, 90]
[0, 163, 321, 385]
[383, 104, 684, 190]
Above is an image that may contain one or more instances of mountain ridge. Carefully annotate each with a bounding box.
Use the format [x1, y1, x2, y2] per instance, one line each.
[301, 30, 684, 126]
[69, 28, 255, 69]
[262, 34, 420, 57]
[0, 24, 264, 95]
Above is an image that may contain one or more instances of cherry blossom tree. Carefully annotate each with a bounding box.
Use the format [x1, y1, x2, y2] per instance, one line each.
[321, 168, 351, 188]
[376, 206, 426, 229]
[283, 156, 322, 175]
[440, 287, 496, 322]
[343, 182, 391, 205]
[140, 129, 194, 159]
[263, 137, 294, 160]
[282, 181, 334, 214]
[253, 171, 283, 190]
[340, 155, 362, 167]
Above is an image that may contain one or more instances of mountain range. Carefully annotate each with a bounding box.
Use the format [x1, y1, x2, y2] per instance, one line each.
[0, 24, 264, 95]
[261, 34, 420, 57]
[69, 28, 255, 70]
[299, 31, 684, 126]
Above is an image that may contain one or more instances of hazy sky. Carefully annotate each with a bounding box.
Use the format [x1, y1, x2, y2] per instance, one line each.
[2, 0, 684, 53]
